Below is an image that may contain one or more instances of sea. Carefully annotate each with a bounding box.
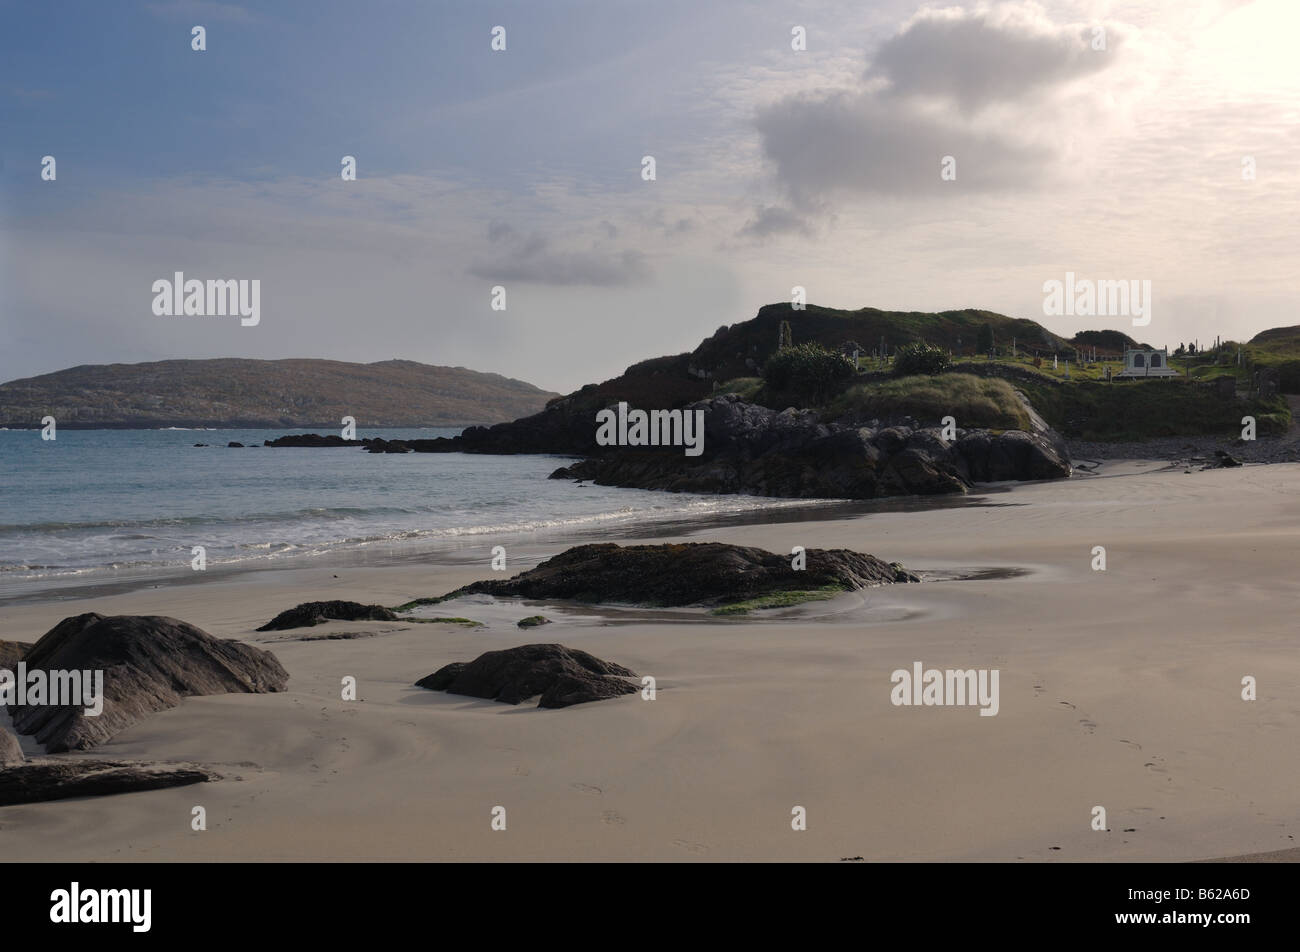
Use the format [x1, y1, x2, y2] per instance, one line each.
[0, 427, 841, 599]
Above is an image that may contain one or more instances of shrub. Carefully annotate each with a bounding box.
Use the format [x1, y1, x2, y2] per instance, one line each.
[762, 342, 856, 403]
[893, 342, 951, 376]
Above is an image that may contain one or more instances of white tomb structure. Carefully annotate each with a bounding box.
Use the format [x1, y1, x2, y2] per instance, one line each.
[1117, 346, 1179, 378]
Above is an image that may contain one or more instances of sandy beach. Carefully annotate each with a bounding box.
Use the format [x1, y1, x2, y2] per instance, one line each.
[2, 459, 1298, 862]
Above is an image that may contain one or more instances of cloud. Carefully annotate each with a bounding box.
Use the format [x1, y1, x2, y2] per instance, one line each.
[756, 90, 1054, 199]
[469, 222, 651, 286]
[872, 5, 1115, 112]
[754, 3, 1121, 201]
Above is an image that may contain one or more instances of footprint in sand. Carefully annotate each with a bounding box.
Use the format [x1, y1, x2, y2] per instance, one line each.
[571, 782, 603, 795]
[1118, 739, 1143, 751]
[601, 810, 626, 826]
[672, 838, 708, 854]
[1078, 718, 1097, 734]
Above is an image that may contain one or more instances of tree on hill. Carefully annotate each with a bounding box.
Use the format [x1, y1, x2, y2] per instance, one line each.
[893, 342, 951, 376]
[1072, 329, 1137, 354]
[977, 323, 994, 355]
[762, 342, 855, 403]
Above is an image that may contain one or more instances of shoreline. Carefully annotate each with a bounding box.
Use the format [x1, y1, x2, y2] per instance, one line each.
[4, 458, 1298, 861]
[0, 490, 1009, 607]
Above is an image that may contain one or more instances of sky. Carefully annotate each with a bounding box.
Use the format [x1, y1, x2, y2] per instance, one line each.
[2, 0, 1299, 393]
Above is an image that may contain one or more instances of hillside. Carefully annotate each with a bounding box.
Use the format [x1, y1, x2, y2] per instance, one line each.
[0, 358, 559, 428]
[438, 303, 1086, 454]
[694, 304, 1076, 378]
[539, 303, 1078, 418]
[434, 303, 1290, 454]
[1248, 325, 1300, 349]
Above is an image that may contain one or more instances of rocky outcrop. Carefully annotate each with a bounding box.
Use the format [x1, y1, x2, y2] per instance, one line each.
[517, 615, 551, 628]
[7, 614, 288, 753]
[0, 726, 22, 766]
[263, 434, 363, 447]
[271, 392, 1069, 502]
[416, 644, 637, 708]
[0, 761, 217, 806]
[256, 600, 398, 631]
[548, 394, 1070, 499]
[441, 542, 918, 608]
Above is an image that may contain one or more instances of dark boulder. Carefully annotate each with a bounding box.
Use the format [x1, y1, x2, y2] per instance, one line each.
[0, 760, 217, 806]
[416, 644, 637, 708]
[227, 441, 244, 447]
[7, 614, 288, 753]
[256, 600, 398, 631]
[442, 541, 919, 608]
[872, 426, 912, 456]
[517, 615, 551, 628]
[958, 429, 1071, 481]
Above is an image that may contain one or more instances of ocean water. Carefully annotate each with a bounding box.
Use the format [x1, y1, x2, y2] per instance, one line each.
[0, 427, 830, 597]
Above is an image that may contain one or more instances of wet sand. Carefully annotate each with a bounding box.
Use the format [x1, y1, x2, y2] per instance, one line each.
[2, 460, 1297, 861]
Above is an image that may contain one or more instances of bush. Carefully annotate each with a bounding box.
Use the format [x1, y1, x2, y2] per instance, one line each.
[893, 342, 951, 376]
[762, 343, 856, 403]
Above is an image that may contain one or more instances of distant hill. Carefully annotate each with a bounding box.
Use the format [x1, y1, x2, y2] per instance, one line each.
[0, 358, 559, 428]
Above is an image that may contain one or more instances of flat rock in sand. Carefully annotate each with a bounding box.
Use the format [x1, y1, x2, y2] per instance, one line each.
[416, 644, 637, 709]
[445, 541, 918, 608]
[0, 760, 217, 806]
[257, 600, 398, 631]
